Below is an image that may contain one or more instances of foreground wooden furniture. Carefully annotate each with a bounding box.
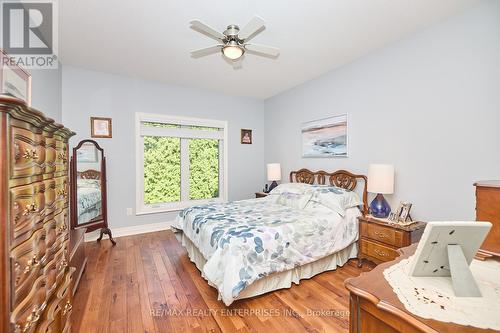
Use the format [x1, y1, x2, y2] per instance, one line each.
[345, 244, 497, 333]
[69, 228, 87, 296]
[357, 216, 425, 267]
[0, 96, 75, 332]
[474, 181, 500, 260]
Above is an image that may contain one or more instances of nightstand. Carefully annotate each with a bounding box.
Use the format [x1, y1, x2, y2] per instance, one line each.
[255, 192, 269, 198]
[357, 215, 426, 267]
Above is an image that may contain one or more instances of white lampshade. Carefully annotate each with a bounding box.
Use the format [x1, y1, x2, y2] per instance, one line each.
[367, 164, 394, 194]
[267, 163, 281, 182]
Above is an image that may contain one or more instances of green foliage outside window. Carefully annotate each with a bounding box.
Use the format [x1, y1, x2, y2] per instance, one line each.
[144, 136, 181, 204]
[143, 122, 220, 204]
[189, 139, 219, 200]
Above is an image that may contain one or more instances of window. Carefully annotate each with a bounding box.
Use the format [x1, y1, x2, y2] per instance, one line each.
[136, 113, 227, 214]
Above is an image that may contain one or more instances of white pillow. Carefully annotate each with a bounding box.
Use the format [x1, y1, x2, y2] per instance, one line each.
[303, 200, 339, 215]
[310, 186, 362, 216]
[77, 179, 100, 189]
[261, 193, 280, 204]
[277, 191, 313, 210]
[270, 182, 312, 195]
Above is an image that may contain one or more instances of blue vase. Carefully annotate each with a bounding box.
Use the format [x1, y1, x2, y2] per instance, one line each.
[370, 193, 391, 218]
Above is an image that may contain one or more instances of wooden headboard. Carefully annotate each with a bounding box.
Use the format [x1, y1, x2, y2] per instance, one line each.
[78, 169, 101, 180]
[290, 168, 368, 216]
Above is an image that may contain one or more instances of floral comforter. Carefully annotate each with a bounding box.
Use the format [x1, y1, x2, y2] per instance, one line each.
[77, 187, 101, 217]
[173, 197, 359, 305]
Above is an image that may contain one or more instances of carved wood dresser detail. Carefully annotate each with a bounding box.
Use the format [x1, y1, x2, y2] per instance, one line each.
[0, 96, 76, 333]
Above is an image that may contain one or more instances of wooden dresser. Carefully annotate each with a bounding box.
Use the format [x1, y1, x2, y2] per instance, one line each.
[358, 216, 426, 267]
[345, 244, 497, 333]
[0, 96, 75, 333]
[475, 181, 500, 260]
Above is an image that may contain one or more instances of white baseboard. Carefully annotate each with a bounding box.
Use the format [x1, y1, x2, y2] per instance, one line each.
[84, 221, 174, 242]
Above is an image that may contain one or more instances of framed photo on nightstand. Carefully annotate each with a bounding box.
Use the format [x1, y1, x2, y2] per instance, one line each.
[391, 201, 413, 224]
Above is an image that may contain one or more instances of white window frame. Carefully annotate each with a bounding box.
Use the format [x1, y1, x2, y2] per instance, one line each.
[135, 112, 228, 215]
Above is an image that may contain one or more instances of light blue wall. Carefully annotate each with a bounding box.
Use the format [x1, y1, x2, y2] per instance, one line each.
[62, 66, 265, 229]
[30, 64, 63, 122]
[264, 0, 500, 221]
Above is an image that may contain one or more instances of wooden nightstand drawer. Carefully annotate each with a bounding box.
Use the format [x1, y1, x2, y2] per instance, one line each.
[360, 239, 399, 263]
[360, 221, 404, 247]
[357, 216, 426, 267]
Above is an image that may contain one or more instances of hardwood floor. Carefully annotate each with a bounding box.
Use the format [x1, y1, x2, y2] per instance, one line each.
[72, 230, 374, 333]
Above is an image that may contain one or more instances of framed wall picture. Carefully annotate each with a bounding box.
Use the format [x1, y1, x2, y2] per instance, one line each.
[0, 50, 32, 105]
[302, 114, 348, 157]
[91, 117, 112, 138]
[241, 129, 252, 144]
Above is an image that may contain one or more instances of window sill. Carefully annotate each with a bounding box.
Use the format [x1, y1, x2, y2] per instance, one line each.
[136, 198, 224, 216]
[135, 207, 181, 216]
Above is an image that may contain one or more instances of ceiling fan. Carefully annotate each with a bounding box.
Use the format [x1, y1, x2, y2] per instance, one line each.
[190, 16, 280, 65]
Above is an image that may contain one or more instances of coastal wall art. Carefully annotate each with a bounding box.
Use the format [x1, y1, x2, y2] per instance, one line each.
[302, 114, 348, 157]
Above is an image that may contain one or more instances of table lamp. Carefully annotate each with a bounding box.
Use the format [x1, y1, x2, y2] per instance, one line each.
[267, 163, 281, 192]
[368, 164, 394, 218]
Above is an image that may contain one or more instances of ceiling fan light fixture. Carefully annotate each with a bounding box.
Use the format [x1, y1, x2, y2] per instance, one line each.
[222, 42, 244, 60]
[190, 16, 279, 64]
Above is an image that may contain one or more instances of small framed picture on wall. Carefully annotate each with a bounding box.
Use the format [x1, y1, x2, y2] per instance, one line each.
[241, 129, 252, 144]
[91, 117, 112, 138]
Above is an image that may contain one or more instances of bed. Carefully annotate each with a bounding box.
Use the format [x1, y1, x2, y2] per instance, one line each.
[76, 169, 103, 224]
[173, 169, 368, 305]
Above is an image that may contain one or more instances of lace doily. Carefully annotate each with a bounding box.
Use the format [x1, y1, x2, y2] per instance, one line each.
[383, 256, 500, 330]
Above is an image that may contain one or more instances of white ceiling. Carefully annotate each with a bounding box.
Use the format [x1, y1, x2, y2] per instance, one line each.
[59, 0, 479, 99]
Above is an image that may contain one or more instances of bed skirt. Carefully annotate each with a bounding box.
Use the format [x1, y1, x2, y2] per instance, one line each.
[175, 231, 358, 302]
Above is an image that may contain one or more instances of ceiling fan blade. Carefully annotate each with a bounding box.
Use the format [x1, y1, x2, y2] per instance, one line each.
[244, 43, 280, 57]
[238, 16, 265, 41]
[190, 45, 223, 58]
[190, 19, 225, 41]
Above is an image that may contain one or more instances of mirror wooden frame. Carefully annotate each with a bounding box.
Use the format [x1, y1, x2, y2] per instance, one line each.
[70, 139, 115, 245]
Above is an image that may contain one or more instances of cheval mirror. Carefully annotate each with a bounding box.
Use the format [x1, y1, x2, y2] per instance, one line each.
[70, 139, 115, 245]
